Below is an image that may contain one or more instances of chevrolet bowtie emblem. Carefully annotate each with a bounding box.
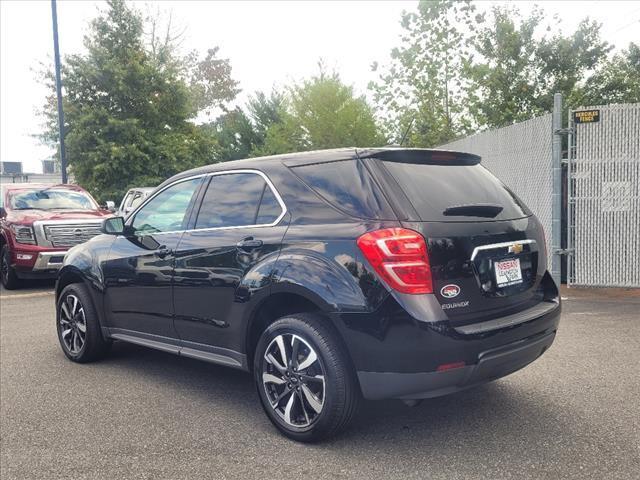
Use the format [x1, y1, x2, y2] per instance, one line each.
[508, 243, 524, 254]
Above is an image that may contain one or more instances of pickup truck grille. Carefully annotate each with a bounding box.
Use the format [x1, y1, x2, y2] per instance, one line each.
[43, 223, 103, 247]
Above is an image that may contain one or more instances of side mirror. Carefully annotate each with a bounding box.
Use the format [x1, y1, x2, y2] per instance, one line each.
[105, 200, 116, 212]
[101, 216, 125, 235]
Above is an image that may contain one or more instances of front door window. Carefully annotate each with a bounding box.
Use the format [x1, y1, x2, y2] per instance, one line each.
[131, 178, 200, 235]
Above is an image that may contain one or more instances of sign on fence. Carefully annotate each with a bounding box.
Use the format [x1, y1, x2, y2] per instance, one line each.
[573, 109, 601, 124]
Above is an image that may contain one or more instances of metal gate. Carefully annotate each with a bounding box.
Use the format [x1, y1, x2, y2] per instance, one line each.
[567, 104, 640, 287]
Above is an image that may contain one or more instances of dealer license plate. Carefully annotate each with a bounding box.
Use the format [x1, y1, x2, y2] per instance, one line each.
[494, 258, 523, 287]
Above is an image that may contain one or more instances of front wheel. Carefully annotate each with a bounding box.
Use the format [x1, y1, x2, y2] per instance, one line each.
[57, 283, 111, 363]
[254, 313, 360, 442]
[1, 245, 20, 290]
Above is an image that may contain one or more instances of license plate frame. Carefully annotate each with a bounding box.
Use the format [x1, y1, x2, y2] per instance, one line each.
[494, 258, 523, 287]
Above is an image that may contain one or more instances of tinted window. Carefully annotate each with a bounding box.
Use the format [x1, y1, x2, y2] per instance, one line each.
[256, 185, 282, 224]
[195, 173, 282, 229]
[291, 159, 394, 219]
[381, 161, 531, 222]
[131, 178, 200, 234]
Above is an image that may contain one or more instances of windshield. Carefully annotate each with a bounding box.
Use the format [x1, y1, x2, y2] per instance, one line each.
[9, 189, 97, 211]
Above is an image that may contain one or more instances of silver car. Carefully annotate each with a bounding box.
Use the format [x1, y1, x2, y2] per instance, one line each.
[117, 187, 154, 217]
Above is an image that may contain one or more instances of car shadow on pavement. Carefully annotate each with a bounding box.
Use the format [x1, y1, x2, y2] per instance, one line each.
[0, 279, 55, 295]
[99, 340, 576, 453]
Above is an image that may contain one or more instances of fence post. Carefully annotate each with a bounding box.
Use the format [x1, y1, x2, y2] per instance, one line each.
[551, 93, 563, 287]
[566, 106, 574, 286]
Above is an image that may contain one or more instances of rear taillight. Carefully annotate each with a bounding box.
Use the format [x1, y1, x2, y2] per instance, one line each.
[357, 228, 433, 294]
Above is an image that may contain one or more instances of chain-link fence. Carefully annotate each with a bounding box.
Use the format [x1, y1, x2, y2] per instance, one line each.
[568, 103, 640, 287]
[440, 114, 554, 270]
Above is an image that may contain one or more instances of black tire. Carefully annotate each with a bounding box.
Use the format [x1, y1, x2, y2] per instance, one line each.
[56, 283, 111, 363]
[1, 244, 21, 290]
[254, 313, 360, 442]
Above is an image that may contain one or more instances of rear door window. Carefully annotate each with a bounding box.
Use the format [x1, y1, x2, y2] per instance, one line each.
[380, 161, 531, 222]
[194, 172, 284, 229]
[290, 159, 394, 219]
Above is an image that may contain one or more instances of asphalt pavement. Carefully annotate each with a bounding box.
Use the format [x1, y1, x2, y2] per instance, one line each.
[1, 283, 639, 479]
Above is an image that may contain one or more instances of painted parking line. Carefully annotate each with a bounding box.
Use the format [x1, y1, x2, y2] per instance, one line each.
[0, 291, 54, 300]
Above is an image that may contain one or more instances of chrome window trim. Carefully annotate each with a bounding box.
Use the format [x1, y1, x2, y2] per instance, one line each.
[127, 169, 287, 237]
[470, 239, 537, 261]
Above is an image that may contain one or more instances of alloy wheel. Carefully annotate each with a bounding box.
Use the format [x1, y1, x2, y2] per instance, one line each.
[59, 294, 87, 355]
[262, 333, 326, 428]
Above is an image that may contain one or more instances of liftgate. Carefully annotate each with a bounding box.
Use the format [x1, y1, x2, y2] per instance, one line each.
[567, 103, 640, 287]
[440, 114, 555, 275]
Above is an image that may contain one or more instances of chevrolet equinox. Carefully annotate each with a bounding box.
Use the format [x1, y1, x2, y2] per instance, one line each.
[55, 148, 560, 442]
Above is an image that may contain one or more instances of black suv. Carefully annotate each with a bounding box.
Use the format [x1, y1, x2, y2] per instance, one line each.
[55, 148, 560, 442]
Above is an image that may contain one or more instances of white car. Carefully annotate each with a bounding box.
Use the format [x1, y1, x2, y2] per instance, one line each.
[117, 187, 155, 217]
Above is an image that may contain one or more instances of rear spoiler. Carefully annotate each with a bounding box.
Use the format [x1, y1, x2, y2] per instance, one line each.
[357, 148, 481, 166]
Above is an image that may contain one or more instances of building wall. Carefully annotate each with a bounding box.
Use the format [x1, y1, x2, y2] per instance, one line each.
[0, 172, 71, 185]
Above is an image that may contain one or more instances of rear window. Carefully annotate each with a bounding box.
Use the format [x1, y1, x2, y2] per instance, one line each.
[195, 172, 283, 229]
[291, 159, 394, 219]
[381, 161, 531, 222]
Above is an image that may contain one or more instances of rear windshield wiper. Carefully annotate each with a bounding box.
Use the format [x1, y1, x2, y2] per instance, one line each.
[443, 204, 504, 218]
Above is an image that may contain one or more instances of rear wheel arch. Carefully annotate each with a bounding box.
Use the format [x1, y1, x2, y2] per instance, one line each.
[245, 291, 348, 372]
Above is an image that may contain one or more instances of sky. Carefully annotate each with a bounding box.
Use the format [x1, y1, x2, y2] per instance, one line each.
[1, 0, 639, 173]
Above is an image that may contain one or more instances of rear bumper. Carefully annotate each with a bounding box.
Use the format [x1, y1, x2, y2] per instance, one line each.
[358, 329, 556, 400]
[336, 278, 561, 400]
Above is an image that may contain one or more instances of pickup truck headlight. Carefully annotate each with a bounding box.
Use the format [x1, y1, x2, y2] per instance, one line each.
[10, 224, 36, 245]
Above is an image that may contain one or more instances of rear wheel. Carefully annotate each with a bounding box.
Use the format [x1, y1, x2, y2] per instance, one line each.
[1, 245, 20, 290]
[254, 313, 360, 442]
[56, 283, 111, 362]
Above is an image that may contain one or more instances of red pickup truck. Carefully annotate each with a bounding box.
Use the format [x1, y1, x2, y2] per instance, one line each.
[0, 183, 113, 289]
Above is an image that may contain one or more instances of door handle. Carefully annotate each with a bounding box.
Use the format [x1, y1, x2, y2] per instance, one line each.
[236, 237, 263, 250]
[156, 245, 173, 258]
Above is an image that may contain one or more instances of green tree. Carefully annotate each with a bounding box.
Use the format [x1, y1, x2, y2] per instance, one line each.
[369, 0, 478, 147]
[466, 7, 611, 128]
[206, 108, 259, 161]
[463, 6, 545, 128]
[259, 68, 385, 155]
[371, 1, 622, 140]
[573, 42, 640, 105]
[206, 89, 286, 161]
[246, 89, 287, 140]
[40, 0, 238, 201]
